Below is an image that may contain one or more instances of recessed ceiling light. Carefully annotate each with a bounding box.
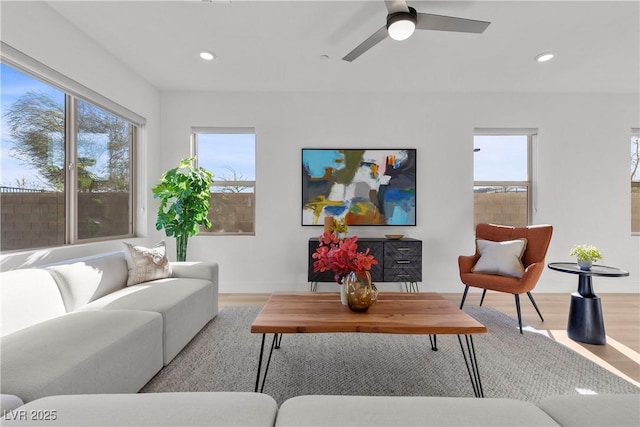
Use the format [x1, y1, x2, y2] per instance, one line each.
[535, 52, 554, 63]
[199, 50, 216, 61]
[320, 54, 330, 60]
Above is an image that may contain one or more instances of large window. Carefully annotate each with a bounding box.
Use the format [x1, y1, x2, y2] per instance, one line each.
[192, 128, 256, 235]
[473, 130, 534, 227]
[1, 61, 136, 251]
[632, 129, 640, 233]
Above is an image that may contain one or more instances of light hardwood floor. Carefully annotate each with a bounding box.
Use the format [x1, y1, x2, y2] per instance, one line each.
[220, 292, 640, 386]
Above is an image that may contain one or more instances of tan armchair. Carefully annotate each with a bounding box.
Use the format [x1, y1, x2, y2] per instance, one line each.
[459, 223, 553, 334]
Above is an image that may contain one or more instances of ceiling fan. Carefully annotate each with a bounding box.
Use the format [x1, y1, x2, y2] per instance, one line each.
[342, 0, 491, 62]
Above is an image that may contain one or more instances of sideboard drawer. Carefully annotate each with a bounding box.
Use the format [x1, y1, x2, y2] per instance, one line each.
[383, 241, 422, 267]
[383, 240, 422, 282]
[383, 266, 421, 282]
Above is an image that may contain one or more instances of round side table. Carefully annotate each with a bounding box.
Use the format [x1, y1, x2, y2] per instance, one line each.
[547, 262, 629, 345]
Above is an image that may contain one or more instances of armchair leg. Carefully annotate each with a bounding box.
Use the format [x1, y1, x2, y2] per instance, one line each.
[479, 289, 487, 306]
[526, 292, 544, 322]
[460, 286, 470, 309]
[515, 294, 523, 334]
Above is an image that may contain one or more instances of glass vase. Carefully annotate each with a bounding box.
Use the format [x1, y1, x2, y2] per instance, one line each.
[344, 271, 378, 312]
[176, 234, 189, 262]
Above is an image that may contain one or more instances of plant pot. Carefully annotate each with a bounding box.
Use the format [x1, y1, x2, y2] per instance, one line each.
[577, 259, 592, 270]
[176, 234, 189, 262]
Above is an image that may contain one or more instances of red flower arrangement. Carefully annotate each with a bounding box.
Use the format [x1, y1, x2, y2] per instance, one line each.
[312, 232, 378, 283]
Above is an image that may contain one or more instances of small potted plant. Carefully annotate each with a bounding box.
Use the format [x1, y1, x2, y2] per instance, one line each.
[330, 218, 349, 239]
[323, 216, 348, 239]
[569, 244, 603, 270]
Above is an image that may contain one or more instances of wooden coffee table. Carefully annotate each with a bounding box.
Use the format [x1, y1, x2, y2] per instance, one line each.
[250, 292, 487, 397]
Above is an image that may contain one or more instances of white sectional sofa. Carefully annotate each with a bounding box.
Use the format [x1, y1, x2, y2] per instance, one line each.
[2, 393, 638, 426]
[0, 251, 218, 407]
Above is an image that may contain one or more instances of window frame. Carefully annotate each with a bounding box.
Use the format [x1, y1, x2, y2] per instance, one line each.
[632, 128, 640, 235]
[191, 127, 256, 236]
[1, 45, 140, 250]
[473, 128, 536, 227]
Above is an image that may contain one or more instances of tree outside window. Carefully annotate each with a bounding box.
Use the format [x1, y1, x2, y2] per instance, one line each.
[1, 63, 135, 250]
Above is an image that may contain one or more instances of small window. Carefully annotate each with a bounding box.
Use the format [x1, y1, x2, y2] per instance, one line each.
[192, 129, 256, 235]
[473, 130, 534, 227]
[632, 129, 639, 233]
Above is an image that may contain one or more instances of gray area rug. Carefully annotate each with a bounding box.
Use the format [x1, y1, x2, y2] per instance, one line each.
[141, 305, 638, 404]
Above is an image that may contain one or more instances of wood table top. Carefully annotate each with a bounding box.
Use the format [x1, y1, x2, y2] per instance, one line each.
[250, 292, 487, 335]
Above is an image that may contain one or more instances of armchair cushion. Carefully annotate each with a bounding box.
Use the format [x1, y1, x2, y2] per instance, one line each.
[472, 238, 527, 278]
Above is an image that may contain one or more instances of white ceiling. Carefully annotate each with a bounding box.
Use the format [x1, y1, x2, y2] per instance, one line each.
[46, 0, 639, 93]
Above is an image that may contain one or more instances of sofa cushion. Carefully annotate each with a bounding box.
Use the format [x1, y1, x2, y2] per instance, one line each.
[537, 394, 640, 427]
[46, 252, 129, 312]
[123, 241, 172, 286]
[0, 392, 278, 426]
[79, 277, 216, 364]
[275, 395, 560, 426]
[472, 238, 527, 278]
[0, 394, 24, 413]
[0, 310, 163, 403]
[0, 269, 66, 336]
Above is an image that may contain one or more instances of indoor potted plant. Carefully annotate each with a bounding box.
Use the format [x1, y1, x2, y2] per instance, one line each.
[569, 244, 603, 270]
[152, 157, 214, 261]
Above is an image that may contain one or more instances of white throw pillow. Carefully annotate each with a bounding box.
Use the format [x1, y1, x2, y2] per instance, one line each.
[472, 238, 528, 278]
[123, 241, 172, 286]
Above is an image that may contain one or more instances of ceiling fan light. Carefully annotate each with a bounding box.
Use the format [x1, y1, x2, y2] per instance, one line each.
[387, 11, 417, 41]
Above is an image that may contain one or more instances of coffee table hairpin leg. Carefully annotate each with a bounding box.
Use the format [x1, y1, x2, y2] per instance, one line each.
[457, 334, 484, 398]
[254, 333, 282, 393]
[428, 335, 438, 351]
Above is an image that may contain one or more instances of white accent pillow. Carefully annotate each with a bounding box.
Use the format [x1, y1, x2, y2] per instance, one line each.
[123, 241, 172, 286]
[472, 238, 528, 278]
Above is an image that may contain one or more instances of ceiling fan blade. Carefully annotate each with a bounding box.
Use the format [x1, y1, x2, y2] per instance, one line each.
[385, 0, 409, 13]
[416, 13, 490, 33]
[342, 26, 388, 62]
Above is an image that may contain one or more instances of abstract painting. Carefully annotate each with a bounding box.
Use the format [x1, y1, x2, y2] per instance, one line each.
[302, 149, 416, 226]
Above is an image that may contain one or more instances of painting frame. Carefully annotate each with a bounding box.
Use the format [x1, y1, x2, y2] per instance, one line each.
[301, 148, 417, 226]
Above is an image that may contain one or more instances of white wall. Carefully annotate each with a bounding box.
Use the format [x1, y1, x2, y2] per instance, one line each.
[160, 91, 639, 294]
[0, 2, 161, 270]
[1, 2, 637, 295]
